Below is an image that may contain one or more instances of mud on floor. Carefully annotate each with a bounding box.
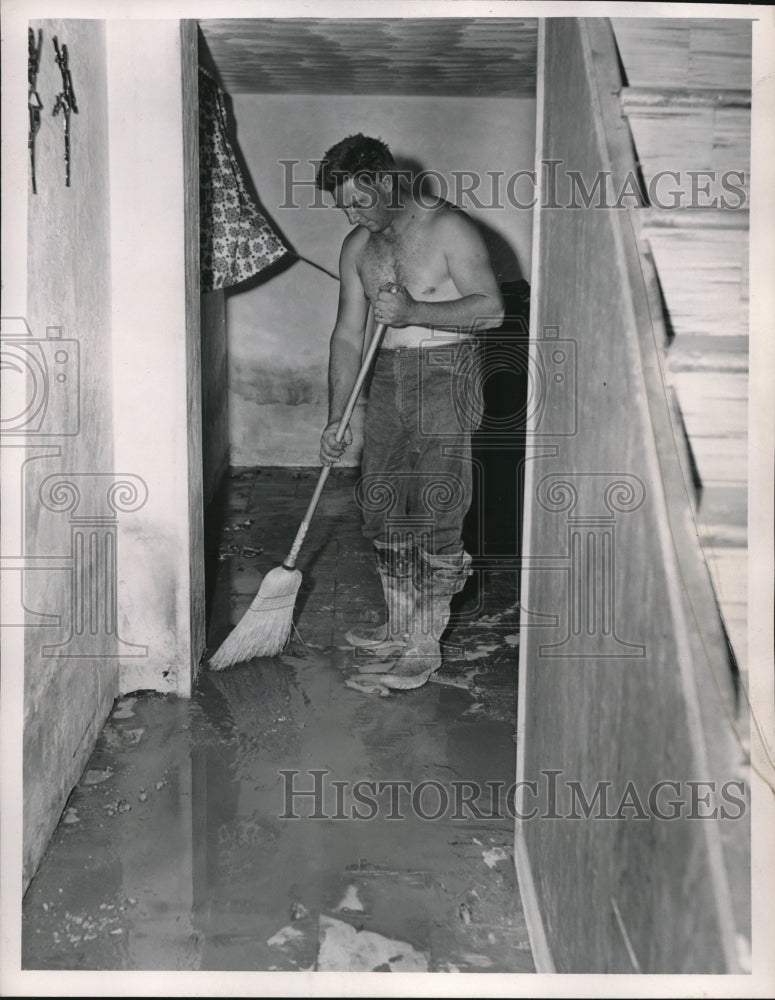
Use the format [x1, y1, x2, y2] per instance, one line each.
[23, 468, 532, 973]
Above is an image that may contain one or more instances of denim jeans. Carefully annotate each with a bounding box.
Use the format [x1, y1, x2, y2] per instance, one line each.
[357, 340, 483, 556]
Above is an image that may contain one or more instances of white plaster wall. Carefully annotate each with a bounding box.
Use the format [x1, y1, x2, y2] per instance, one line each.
[21, 19, 117, 889]
[225, 94, 536, 467]
[107, 20, 203, 697]
[13, 14, 201, 893]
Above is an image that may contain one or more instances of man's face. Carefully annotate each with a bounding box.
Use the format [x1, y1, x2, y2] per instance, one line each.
[334, 175, 393, 232]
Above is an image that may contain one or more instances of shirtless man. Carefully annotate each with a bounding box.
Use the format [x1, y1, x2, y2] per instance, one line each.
[316, 134, 504, 690]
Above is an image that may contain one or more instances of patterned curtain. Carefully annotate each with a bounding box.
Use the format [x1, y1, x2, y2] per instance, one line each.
[199, 68, 289, 291]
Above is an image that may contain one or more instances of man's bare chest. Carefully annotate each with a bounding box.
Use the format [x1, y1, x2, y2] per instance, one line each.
[357, 228, 449, 302]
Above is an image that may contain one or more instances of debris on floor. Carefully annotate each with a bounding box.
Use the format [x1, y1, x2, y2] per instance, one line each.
[22, 468, 531, 973]
[316, 915, 429, 972]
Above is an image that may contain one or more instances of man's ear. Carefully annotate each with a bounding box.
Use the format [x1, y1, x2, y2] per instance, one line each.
[379, 173, 394, 195]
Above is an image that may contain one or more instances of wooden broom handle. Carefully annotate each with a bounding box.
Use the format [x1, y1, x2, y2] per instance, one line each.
[282, 321, 388, 569]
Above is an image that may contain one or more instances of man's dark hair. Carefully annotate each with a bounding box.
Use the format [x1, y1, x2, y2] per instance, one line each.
[316, 133, 398, 192]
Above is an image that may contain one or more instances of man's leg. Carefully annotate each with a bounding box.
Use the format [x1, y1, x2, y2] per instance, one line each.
[366, 342, 482, 689]
[347, 351, 415, 653]
[346, 540, 415, 666]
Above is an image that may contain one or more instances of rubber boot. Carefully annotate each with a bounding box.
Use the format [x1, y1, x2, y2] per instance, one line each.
[368, 548, 472, 690]
[345, 542, 414, 659]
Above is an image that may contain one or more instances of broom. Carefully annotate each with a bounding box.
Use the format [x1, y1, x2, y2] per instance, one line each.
[209, 319, 389, 670]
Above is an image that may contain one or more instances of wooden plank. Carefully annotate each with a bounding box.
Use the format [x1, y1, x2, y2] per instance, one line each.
[667, 372, 748, 441]
[621, 86, 750, 109]
[665, 336, 748, 371]
[639, 208, 749, 230]
[645, 227, 749, 339]
[697, 521, 748, 549]
[612, 18, 691, 88]
[624, 103, 750, 205]
[516, 17, 748, 974]
[584, 20, 747, 967]
[612, 18, 752, 91]
[668, 368, 748, 406]
[698, 483, 748, 529]
[690, 19, 753, 90]
[666, 385, 702, 512]
[701, 545, 748, 668]
[514, 21, 557, 975]
[687, 437, 748, 486]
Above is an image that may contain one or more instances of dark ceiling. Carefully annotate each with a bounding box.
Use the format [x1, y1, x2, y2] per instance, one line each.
[198, 17, 538, 97]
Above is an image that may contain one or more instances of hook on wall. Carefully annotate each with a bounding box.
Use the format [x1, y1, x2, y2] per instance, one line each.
[52, 35, 79, 187]
[28, 28, 43, 194]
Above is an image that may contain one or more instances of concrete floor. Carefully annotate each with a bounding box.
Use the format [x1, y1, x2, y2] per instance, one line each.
[22, 467, 533, 972]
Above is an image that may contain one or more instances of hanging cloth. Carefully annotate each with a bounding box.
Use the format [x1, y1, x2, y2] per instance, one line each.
[198, 68, 289, 291]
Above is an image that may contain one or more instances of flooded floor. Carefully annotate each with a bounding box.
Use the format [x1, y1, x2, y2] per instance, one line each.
[22, 468, 533, 972]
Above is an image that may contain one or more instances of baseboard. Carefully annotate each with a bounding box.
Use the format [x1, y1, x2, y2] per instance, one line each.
[513, 821, 555, 974]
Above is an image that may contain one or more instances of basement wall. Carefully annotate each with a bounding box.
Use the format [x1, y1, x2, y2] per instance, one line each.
[22, 19, 117, 890]
[18, 18, 204, 890]
[107, 20, 204, 698]
[224, 93, 536, 467]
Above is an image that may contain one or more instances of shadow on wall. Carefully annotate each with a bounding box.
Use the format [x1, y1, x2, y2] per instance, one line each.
[193, 54, 530, 593]
[385, 165, 528, 567]
[219, 144, 526, 296]
[403, 160, 524, 285]
[463, 279, 531, 565]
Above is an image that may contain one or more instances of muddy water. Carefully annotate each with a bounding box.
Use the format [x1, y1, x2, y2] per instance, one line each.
[23, 647, 532, 972]
[24, 467, 532, 972]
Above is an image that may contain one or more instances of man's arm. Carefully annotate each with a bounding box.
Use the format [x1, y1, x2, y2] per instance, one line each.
[320, 231, 370, 465]
[376, 211, 504, 333]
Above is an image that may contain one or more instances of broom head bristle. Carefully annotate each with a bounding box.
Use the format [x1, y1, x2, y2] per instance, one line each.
[208, 565, 302, 670]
